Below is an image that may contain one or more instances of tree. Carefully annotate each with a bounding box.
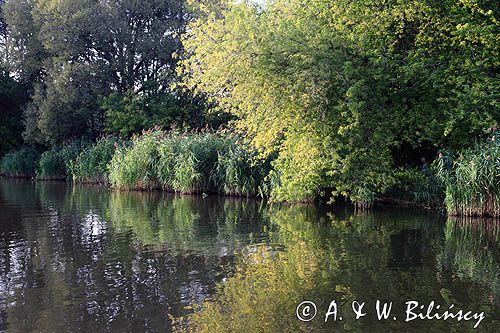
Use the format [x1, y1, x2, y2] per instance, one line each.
[101, 92, 187, 138]
[179, 0, 499, 203]
[3, 0, 190, 145]
[3, 0, 46, 83]
[0, 67, 28, 155]
[0, 0, 29, 155]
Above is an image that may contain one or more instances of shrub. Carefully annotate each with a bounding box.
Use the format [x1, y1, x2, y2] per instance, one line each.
[70, 137, 117, 183]
[435, 132, 499, 217]
[0, 148, 40, 177]
[385, 167, 444, 208]
[37, 141, 85, 180]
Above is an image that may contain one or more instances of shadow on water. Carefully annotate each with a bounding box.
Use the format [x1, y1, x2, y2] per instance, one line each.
[0, 179, 499, 332]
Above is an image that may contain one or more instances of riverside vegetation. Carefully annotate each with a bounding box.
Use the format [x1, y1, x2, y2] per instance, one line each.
[2, 129, 499, 216]
[0, 0, 498, 216]
[2, 129, 267, 198]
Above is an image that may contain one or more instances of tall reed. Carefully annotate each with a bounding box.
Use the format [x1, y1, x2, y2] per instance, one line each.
[108, 129, 264, 196]
[435, 133, 499, 217]
[0, 148, 40, 178]
[108, 129, 162, 190]
[70, 137, 117, 183]
[170, 132, 224, 194]
[212, 138, 261, 197]
[37, 141, 85, 180]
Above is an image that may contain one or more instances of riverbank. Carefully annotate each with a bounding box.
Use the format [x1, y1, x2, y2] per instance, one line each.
[1, 130, 498, 217]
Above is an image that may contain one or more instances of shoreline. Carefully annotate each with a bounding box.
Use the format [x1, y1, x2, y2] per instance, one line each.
[2, 175, 498, 218]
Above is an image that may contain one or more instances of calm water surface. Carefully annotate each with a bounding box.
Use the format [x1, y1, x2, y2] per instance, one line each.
[0, 179, 498, 332]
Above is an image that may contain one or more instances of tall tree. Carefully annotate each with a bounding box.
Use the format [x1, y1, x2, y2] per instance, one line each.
[4, 0, 189, 145]
[179, 0, 499, 203]
[0, 0, 29, 155]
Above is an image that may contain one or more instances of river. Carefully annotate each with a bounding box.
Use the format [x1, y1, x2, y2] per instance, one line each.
[0, 179, 498, 332]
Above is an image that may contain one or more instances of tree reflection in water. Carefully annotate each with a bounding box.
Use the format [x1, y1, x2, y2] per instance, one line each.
[0, 180, 499, 332]
[182, 208, 500, 332]
[0, 180, 272, 331]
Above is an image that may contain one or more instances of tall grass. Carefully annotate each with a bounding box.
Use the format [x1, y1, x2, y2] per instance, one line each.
[170, 132, 223, 193]
[37, 141, 85, 180]
[435, 133, 499, 217]
[0, 148, 40, 177]
[213, 139, 262, 197]
[108, 129, 161, 190]
[108, 129, 264, 196]
[70, 137, 117, 183]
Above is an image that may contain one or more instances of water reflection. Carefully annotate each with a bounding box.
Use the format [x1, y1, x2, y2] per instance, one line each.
[0, 180, 272, 332]
[0, 180, 499, 332]
[183, 209, 500, 332]
[438, 217, 500, 304]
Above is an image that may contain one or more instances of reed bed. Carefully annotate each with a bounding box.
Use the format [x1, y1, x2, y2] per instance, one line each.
[70, 137, 117, 183]
[36, 141, 85, 180]
[108, 129, 264, 197]
[436, 134, 499, 217]
[0, 148, 39, 178]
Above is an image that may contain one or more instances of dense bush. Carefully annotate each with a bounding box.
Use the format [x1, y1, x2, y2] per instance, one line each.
[384, 167, 444, 208]
[0, 148, 40, 177]
[108, 129, 263, 196]
[435, 133, 499, 217]
[37, 141, 85, 180]
[101, 92, 187, 138]
[70, 137, 118, 183]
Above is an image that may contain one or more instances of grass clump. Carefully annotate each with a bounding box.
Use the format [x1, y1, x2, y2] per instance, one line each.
[109, 129, 264, 196]
[435, 132, 499, 217]
[37, 141, 85, 180]
[70, 137, 117, 183]
[108, 129, 162, 190]
[0, 148, 40, 177]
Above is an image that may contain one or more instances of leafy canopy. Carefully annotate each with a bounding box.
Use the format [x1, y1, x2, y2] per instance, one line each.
[179, 0, 499, 202]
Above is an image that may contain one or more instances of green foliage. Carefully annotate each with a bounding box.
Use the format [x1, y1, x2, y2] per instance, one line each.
[37, 149, 65, 179]
[386, 167, 444, 208]
[4, 0, 189, 145]
[108, 129, 263, 196]
[0, 148, 40, 177]
[0, 68, 28, 155]
[108, 129, 161, 190]
[37, 141, 85, 179]
[434, 133, 499, 217]
[69, 137, 117, 183]
[213, 137, 263, 197]
[170, 132, 224, 194]
[101, 92, 187, 138]
[3, 0, 46, 83]
[26, 62, 107, 145]
[179, 0, 499, 203]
